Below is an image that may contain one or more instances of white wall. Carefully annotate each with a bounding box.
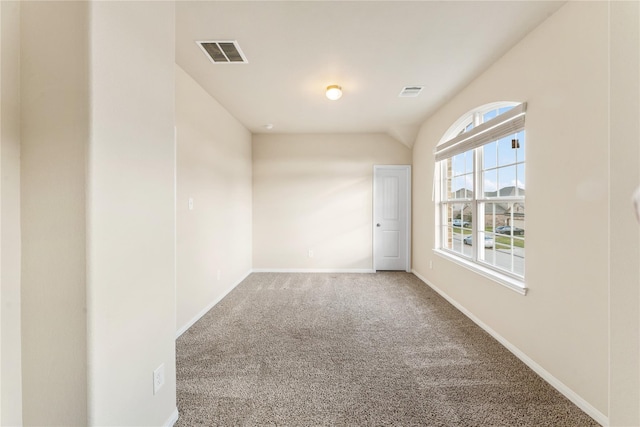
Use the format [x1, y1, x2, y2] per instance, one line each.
[176, 65, 253, 335]
[87, 2, 177, 425]
[253, 133, 411, 271]
[413, 2, 611, 423]
[1, 2, 22, 424]
[609, 1, 640, 425]
[20, 2, 89, 424]
[18, 2, 179, 425]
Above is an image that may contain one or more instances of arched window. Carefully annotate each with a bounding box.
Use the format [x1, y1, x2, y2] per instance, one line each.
[434, 102, 527, 293]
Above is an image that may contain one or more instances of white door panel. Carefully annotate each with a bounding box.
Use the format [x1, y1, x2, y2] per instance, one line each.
[382, 231, 400, 257]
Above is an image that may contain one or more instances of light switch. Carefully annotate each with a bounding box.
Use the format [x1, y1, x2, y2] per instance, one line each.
[188, 197, 194, 210]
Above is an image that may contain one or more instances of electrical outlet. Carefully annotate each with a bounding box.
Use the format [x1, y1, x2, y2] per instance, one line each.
[217, 270, 221, 280]
[153, 363, 165, 395]
[308, 249, 314, 258]
[429, 260, 433, 269]
[188, 197, 194, 210]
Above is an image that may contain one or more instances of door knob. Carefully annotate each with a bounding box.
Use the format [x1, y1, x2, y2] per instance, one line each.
[376, 223, 381, 227]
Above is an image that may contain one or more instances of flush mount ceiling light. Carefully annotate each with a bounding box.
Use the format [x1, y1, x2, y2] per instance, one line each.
[325, 85, 342, 101]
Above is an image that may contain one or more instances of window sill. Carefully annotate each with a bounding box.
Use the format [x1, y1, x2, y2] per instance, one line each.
[433, 249, 528, 296]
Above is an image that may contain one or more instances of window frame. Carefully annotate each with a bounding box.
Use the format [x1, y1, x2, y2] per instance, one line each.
[434, 102, 527, 295]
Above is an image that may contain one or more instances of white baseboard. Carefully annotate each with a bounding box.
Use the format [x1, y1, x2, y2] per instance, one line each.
[411, 269, 609, 427]
[176, 270, 252, 338]
[164, 408, 179, 427]
[252, 268, 375, 273]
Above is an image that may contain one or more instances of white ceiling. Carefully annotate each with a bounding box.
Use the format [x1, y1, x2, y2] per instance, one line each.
[176, 1, 564, 146]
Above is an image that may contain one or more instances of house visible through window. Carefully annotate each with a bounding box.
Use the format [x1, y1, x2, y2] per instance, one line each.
[435, 102, 526, 292]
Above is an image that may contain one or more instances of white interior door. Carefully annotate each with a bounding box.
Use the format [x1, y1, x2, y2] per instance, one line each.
[373, 165, 411, 271]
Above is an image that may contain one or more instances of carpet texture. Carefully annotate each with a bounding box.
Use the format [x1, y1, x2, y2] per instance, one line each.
[176, 272, 598, 426]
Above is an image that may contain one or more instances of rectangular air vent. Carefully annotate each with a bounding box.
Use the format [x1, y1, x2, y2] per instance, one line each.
[399, 86, 424, 97]
[197, 40, 248, 64]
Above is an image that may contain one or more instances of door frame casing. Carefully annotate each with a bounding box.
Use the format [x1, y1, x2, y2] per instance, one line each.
[373, 165, 412, 272]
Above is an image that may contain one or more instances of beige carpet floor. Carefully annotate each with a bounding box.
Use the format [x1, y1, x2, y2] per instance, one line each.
[176, 272, 598, 426]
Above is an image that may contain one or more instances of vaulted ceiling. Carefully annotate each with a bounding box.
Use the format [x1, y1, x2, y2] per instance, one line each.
[176, 1, 565, 146]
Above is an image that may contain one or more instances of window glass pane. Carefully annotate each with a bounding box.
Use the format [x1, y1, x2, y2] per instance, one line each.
[480, 231, 496, 265]
[465, 174, 474, 198]
[492, 233, 525, 276]
[443, 204, 457, 253]
[465, 150, 473, 173]
[452, 149, 473, 175]
[474, 227, 496, 262]
[482, 202, 498, 232]
[442, 224, 453, 251]
[445, 173, 472, 200]
[463, 203, 473, 230]
[492, 234, 513, 272]
[498, 165, 517, 196]
[497, 202, 511, 228]
[513, 202, 525, 232]
[483, 141, 497, 170]
[452, 202, 472, 258]
[444, 177, 453, 201]
[498, 136, 517, 166]
[516, 164, 525, 196]
[452, 229, 463, 253]
[451, 203, 465, 224]
[483, 169, 497, 197]
[449, 214, 461, 252]
[454, 176, 466, 196]
[441, 203, 453, 250]
[445, 203, 453, 225]
[483, 201, 525, 277]
[452, 153, 465, 176]
[512, 237, 525, 277]
[462, 234, 473, 257]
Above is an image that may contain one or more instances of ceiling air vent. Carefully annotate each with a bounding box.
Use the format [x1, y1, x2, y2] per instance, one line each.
[399, 86, 424, 98]
[197, 40, 248, 64]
